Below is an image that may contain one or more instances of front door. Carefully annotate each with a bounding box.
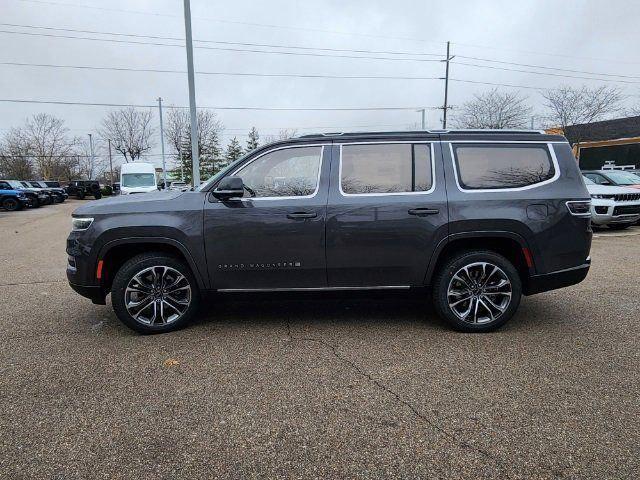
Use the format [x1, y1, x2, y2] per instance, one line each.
[204, 143, 330, 290]
[326, 141, 448, 287]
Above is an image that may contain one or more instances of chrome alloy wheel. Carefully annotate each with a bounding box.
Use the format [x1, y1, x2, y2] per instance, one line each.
[447, 262, 512, 324]
[124, 266, 192, 325]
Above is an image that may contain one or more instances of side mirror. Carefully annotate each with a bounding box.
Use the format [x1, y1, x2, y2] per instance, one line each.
[213, 176, 244, 200]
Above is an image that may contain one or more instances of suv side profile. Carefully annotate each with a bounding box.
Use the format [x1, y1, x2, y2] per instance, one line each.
[65, 180, 102, 200]
[67, 130, 592, 334]
[0, 185, 31, 210]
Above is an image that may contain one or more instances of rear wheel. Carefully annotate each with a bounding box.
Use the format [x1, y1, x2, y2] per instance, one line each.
[608, 223, 632, 230]
[76, 190, 85, 200]
[2, 197, 22, 211]
[432, 250, 522, 332]
[94, 192, 102, 199]
[111, 253, 200, 334]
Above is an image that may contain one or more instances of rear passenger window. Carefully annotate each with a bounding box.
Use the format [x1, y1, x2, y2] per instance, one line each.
[341, 143, 432, 194]
[453, 144, 555, 190]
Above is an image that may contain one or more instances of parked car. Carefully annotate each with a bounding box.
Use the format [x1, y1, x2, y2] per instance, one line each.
[65, 180, 102, 199]
[168, 181, 189, 192]
[582, 170, 640, 189]
[0, 185, 31, 211]
[120, 162, 158, 195]
[0, 180, 49, 207]
[583, 176, 640, 229]
[28, 181, 67, 203]
[112, 182, 121, 194]
[67, 129, 592, 334]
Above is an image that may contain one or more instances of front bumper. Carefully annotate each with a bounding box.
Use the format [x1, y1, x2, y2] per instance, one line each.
[590, 199, 640, 225]
[68, 281, 106, 305]
[525, 261, 590, 295]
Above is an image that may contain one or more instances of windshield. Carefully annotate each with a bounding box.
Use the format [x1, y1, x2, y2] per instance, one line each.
[44, 182, 59, 187]
[122, 173, 156, 188]
[605, 171, 640, 185]
[582, 176, 595, 185]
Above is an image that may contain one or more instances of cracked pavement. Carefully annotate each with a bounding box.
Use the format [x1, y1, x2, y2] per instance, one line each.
[1, 200, 639, 479]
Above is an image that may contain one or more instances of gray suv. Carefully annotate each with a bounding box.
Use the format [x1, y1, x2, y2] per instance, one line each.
[67, 130, 592, 334]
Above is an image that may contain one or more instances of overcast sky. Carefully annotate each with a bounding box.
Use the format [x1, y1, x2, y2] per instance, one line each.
[1, 0, 639, 167]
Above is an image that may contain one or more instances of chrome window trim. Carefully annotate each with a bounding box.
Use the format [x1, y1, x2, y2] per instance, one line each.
[337, 141, 436, 197]
[448, 141, 561, 193]
[231, 144, 325, 201]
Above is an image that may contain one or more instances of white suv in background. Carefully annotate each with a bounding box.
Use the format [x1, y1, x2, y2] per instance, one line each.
[583, 176, 640, 230]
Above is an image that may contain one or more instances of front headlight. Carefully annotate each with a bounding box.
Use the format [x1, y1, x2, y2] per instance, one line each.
[72, 217, 94, 231]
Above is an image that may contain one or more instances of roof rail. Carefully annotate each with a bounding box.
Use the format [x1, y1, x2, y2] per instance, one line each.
[298, 129, 547, 138]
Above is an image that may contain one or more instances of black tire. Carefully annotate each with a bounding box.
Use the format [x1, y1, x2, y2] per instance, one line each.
[31, 197, 40, 208]
[76, 190, 85, 200]
[608, 223, 632, 230]
[432, 250, 522, 333]
[111, 253, 200, 334]
[2, 197, 22, 211]
[94, 192, 102, 199]
[52, 194, 62, 204]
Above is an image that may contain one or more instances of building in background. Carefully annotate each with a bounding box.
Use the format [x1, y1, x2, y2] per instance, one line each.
[548, 116, 640, 170]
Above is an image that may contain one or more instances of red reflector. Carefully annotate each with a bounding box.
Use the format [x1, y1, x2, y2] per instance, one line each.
[96, 260, 104, 279]
[522, 248, 534, 269]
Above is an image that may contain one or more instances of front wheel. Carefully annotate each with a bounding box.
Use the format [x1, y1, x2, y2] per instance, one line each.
[111, 253, 200, 334]
[432, 251, 522, 332]
[2, 197, 22, 211]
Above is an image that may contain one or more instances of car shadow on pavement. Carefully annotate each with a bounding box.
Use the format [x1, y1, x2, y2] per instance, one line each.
[192, 289, 451, 331]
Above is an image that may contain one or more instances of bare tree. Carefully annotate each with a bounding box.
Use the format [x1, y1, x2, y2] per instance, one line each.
[0, 114, 80, 180]
[164, 108, 224, 182]
[264, 129, 298, 143]
[455, 89, 532, 129]
[542, 85, 622, 144]
[99, 107, 155, 162]
[0, 128, 34, 179]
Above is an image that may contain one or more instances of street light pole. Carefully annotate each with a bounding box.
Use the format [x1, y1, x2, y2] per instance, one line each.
[108, 138, 113, 186]
[442, 41, 452, 129]
[88, 133, 95, 178]
[157, 97, 167, 189]
[182, 0, 200, 187]
[416, 108, 426, 129]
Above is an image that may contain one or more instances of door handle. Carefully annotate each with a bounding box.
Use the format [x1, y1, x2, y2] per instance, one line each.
[408, 207, 439, 216]
[287, 212, 317, 219]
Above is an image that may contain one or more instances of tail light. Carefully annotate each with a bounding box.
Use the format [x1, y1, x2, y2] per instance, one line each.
[566, 201, 591, 217]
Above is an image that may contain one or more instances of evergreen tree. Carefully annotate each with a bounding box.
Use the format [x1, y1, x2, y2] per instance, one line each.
[245, 127, 259, 153]
[225, 137, 244, 164]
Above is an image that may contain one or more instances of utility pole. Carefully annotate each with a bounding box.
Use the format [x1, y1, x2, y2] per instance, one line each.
[442, 41, 452, 129]
[107, 138, 114, 186]
[88, 133, 95, 178]
[157, 97, 167, 189]
[530, 116, 535, 129]
[183, 0, 200, 187]
[416, 108, 426, 129]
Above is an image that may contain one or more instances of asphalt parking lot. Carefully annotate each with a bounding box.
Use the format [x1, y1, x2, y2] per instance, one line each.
[1, 200, 638, 479]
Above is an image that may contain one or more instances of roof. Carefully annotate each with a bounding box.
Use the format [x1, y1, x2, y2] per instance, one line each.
[298, 129, 546, 139]
[563, 116, 640, 143]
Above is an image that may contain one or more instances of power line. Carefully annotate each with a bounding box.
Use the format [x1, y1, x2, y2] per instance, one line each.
[0, 61, 444, 81]
[456, 55, 640, 80]
[451, 61, 640, 85]
[452, 41, 640, 67]
[0, 98, 440, 111]
[0, 29, 444, 63]
[0, 22, 445, 58]
[13, 0, 447, 46]
[449, 78, 544, 90]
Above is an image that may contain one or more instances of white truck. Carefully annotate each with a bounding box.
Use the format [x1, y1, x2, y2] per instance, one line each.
[120, 162, 158, 195]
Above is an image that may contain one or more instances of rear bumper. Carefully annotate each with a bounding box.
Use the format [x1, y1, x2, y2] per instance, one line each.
[525, 261, 590, 295]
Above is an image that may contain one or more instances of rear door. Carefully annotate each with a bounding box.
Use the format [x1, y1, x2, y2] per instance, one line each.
[326, 140, 448, 287]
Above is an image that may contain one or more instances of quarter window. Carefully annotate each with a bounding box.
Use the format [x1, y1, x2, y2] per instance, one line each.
[235, 146, 322, 198]
[453, 144, 555, 190]
[341, 143, 432, 194]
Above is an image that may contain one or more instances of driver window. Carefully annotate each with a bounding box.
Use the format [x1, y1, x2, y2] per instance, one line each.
[235, 146, 322, 198]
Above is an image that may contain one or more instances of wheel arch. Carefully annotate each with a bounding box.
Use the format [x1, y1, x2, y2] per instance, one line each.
[425, 231, 534, 288]
[97, 237, 208, 292]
